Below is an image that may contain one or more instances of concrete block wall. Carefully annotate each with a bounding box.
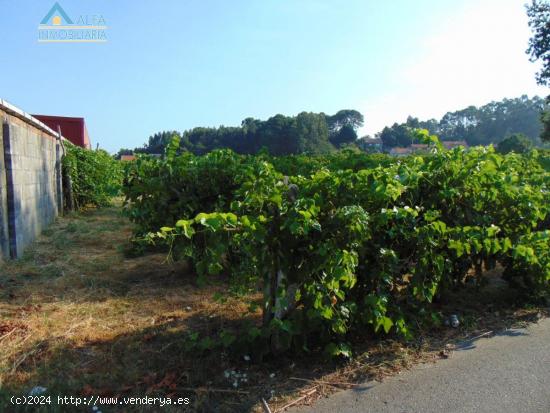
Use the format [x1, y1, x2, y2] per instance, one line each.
[0, 100, 64, 260]
[0, 124, 8, 261]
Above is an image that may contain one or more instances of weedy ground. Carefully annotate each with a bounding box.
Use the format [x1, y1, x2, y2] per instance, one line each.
[0, 205, 547, 412]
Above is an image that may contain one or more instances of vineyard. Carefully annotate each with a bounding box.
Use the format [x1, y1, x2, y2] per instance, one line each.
[122, 130, 550, 359]
[0, 131, 548, 412]
[3, 1, 550, 410]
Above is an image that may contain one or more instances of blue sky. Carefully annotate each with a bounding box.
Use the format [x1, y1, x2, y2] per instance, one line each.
[0, 0, 546, 152]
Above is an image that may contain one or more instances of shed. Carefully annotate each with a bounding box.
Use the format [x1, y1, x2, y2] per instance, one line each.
[32, 115, 91, 149]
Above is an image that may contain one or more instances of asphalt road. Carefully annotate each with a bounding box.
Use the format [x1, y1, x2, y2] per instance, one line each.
[290, 318, 550, 413]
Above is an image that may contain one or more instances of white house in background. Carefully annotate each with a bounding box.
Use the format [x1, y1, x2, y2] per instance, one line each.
[390, 140, 469, 156]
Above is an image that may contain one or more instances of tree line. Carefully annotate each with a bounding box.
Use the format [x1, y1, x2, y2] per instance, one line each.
[375, 95, 548, 148]
[526, 0, 550, 141]
[116, 95, 548, 159]
[116, 110, 364, 158]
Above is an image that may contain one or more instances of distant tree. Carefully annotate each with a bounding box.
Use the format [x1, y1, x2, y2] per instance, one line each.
[378, 123, 415, 147]
[376, 96, 546, 147]
[126, 109, 363, 156]
[541, 99, 550, 141]
[326, 110, 364, 131]
[438, 105, 481, 142]
[257, 114, 296, 155]
[436, 96, 545, 145]
[526, 0, 550, 87]
[114, 148, 133, 160]
[526, 1, 550, 141]
[136, 131, 181, 154]
[329, 124, 357, 148]
[241, 117, 261, 153]
[326, 110, 364, 147]
[406, 116, 439, 135]
[294, 112, 333, 154]
[497, 133, 533, 154]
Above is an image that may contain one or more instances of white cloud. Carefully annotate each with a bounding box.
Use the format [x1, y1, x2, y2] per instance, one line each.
[359, 0, 547, 137]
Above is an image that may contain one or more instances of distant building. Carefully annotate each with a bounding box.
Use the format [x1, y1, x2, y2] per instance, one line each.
[390, 140, 469, 156]
[442, 140, 468, 150]
[32, 115, 91, 149]
[389, 147, 413, 156]
[411, 144, 429, 152]
[120, 155, 136, 161]
[359, 137, 383, 151]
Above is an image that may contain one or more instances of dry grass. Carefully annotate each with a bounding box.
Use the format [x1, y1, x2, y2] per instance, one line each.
[0, 206, 256, 412]
[0, 205, 546, 412]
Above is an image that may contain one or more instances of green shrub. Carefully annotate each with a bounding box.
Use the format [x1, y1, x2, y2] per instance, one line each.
[63, 144, 123, 209]
[503, 231, 550, 299]
[126, 131, 550, 357]
[122, 139, 256, 236]
[497, 133, 533, 154]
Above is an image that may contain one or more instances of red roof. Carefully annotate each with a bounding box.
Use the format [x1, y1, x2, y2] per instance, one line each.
[32, 115, 91, 149]
[390, 147, 412, 155]
[442, 140, 468, 149]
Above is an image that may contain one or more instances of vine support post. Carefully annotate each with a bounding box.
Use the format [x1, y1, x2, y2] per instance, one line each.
[57, 125, 74, 213]
[63, 168, 75, 212]
[262, 266, 278, 328]
[55, 126, 64, 216]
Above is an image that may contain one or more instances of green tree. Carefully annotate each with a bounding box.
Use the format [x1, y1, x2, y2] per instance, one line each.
[256, 114, 295, 155]
[406, 116, 439, 135]
[327, 109, 364, 131]
[526, 1, 550, 142]
[497, 133, 533, 154]
[136, 131, 181, 154]
[526, 0, 550, 86]
[327, 110, 364, 148]
[114, 148, 133, 160]
[381, 96, 547, 147]
[541, 100, 550, 141]
[378, 123, 415, 147]
[122, 110, 364, 156]
[294, 112, 333, 154]
[329, 124, 358, 148]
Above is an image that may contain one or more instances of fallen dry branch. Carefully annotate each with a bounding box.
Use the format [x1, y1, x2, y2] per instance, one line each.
[179, 387, 249, 395]
[11, 347, 39, 374]
[0, 328, 17, 342]
[468, 330, 494, 341]
[289, 376, 361, 388]
[1, 333, 33, 364]
[276, 388, 318, 412]
[261, 397, 273, 413]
